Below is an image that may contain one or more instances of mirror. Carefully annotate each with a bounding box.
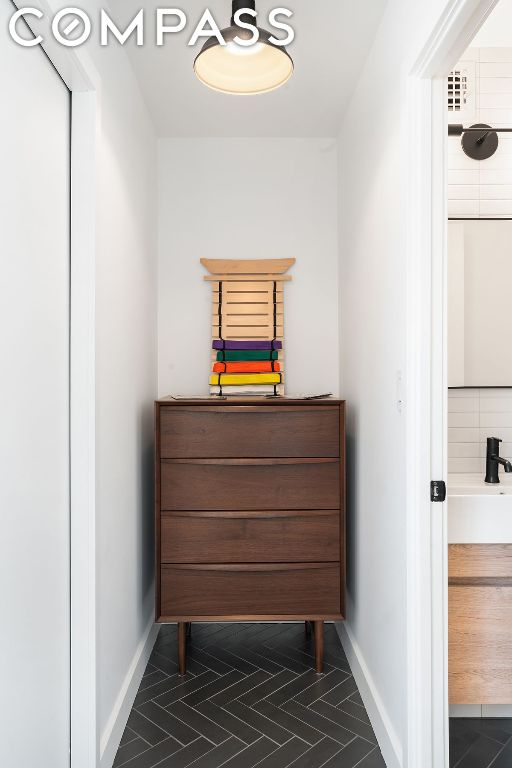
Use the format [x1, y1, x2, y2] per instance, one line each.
[448, 219, 512, 387]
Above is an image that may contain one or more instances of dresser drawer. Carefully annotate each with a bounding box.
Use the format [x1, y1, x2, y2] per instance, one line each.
[159, 406, 340, 458]
[160, 459, 340, 511]
[161, 510, 340, 563]
[161, 563, 341, 617]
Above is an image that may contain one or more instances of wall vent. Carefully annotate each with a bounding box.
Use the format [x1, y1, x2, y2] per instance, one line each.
[448, 69, 469, 112]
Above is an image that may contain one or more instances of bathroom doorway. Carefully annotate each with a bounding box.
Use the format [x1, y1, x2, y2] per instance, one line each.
[406, 0, 512, 766]
[445, 5, 512, 765]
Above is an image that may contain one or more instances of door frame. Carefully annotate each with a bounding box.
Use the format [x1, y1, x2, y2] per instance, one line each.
[12, 2, 102, 765]
[406, 1, 498, 766]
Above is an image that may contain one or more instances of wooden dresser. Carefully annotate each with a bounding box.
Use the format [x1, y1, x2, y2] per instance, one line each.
[155, 397, 346, 674]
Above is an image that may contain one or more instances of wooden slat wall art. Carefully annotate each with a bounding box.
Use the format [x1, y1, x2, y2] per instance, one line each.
[202, 258, 295, 397]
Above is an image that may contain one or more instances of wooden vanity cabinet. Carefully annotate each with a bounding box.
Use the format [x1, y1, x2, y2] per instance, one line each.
[155, 398, 346, 674]
[449, 544, 512, 704]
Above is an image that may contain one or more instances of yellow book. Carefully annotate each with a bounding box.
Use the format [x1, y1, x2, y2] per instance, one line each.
[209, 373, 282, 386]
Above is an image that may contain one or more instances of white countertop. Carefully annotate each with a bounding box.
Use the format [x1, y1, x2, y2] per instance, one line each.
[448, 474, 512, 543]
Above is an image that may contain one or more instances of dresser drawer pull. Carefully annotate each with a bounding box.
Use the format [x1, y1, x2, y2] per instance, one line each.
[163, 458, 338, 466]
[162, 406, 338, 413]
[164, 510, 338, 520]
[166, 563, 335, 572]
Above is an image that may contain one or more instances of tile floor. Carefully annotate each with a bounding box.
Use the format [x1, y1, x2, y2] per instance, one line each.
[449, 718, 512, 768]
[114, 622, 386, 768]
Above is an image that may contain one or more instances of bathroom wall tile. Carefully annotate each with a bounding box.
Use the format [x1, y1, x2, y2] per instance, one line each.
[448, 388, 479, 397]
[449, 705, 483, 718]
[460, 48, 479, 63]
[479, 48, 512, 63]
[480, 62, 512, 77]
[479, 184, 512, 198]
[480, 92, 512, 108]
[478, 151, 512, 170]
[480, 168, 512, 184]
[448, 457, 482, 473]
[479, 77, 512, 93]
[480, 199, 512, 215]
[447, 153, 478, 170]
[480, 388, 512, 398]
[479, 427, 512, 441]
[448, 200, 479, 217]
[500, 435, 512, 459]
[480, 398, 512, 412]
[448, 428, 480, 442]
[479, 107, 512, 125]
[447, 412, 479, 428]
[448, 442, 481, 458]
[480, 413, 512, 428]
[447, 184, 479, 200]
[481, 705, 512, 717]
[447, 170, 479, 185]
[447, 397, 479, 413]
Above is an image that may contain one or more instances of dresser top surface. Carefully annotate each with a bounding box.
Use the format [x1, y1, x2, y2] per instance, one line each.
[156, 397, 345, 407]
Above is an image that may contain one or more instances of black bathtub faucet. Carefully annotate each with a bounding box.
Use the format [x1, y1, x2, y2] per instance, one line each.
[485, 437, 512, 484]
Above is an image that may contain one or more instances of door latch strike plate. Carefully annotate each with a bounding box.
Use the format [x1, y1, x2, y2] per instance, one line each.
[431, 480, 446, 502]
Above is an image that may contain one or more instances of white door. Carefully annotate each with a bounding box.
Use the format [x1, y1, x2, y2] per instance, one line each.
[0, 2, 71, 766]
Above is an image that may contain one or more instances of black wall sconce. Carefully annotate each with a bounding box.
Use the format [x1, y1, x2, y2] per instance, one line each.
[448, 123, 512, 160]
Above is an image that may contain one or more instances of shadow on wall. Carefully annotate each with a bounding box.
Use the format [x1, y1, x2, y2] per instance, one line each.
[344, 418, 358, 616]
[139, 402, 155, 611]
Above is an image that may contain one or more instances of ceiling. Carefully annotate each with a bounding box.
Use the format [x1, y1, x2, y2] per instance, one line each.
[106, 0, 387, 137]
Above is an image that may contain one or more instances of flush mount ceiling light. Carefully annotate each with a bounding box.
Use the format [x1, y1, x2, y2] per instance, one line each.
[194, 0, 294, 95]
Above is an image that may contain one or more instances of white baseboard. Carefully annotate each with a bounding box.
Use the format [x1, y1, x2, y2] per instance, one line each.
[336, 622, 402, 768]
[99, 618, 160, 768]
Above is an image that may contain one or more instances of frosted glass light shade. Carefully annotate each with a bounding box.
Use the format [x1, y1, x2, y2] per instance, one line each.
[194, 28, 294, 95]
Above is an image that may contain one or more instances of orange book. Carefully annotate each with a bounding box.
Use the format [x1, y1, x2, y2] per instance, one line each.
[212, 361, 281, 374]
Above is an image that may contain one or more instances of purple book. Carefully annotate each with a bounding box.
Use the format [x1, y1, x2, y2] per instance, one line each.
[212, 340, 283, 351]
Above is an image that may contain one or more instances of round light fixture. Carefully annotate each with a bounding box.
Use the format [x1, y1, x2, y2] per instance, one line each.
[194, 0, 294, 96]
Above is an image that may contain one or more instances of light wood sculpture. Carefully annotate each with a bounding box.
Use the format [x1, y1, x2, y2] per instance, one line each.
[202, 258, 295, 397]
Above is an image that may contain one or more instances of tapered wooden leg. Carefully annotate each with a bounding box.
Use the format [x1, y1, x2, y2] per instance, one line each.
[314, 621, 324, 673]
[178, 622, 186, 676]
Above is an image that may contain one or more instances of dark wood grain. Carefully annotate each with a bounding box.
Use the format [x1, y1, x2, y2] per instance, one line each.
[160, 460, 340, 511]
[161, 563, 341, 616]
[160, 406, 340, 458]
[161, 511, 340, 563]
[340, 402, 346, 618]
[154, 399, 347, 673]
[155, 403, 161, 619]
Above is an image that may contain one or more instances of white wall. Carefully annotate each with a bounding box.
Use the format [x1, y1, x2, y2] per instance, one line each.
[158, 138, 339, 398]
[448, 388, 512, 473]
[65, 9, 159, 763]
[0, 3, 70, 764]
[337, 1, 454, 765]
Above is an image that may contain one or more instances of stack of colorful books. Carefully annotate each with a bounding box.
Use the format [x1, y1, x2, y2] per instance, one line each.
[209, 340, 283, 396]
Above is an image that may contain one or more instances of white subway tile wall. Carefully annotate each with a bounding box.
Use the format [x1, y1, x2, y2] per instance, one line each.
[448, 388, 512, 472]
[448, 48, 512, 218]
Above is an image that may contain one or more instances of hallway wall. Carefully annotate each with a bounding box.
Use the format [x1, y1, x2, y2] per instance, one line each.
[157, 137, 340, 399]
[337, 0, 457, 766]
[75, 13, 159, 764]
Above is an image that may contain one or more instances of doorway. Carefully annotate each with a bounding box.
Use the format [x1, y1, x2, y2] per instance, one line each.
[407, 0, 507, 766]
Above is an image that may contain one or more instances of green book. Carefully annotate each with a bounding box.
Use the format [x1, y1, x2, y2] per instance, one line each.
[216, 350, 279, 362]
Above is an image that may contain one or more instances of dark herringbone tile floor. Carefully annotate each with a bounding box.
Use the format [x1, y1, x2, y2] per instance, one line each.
[114, 623, 386, 768]
[449, 717, 512, 768]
